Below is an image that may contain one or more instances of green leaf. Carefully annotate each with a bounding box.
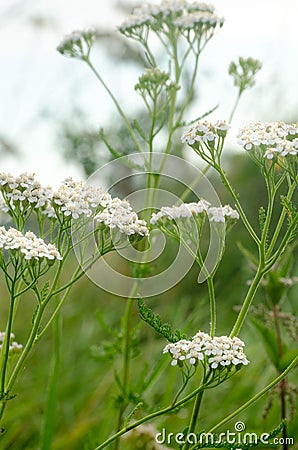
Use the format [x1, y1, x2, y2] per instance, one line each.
[99, 128, 124, 160]
[178, 104, 219, 128]
[137, 298, 187, 343]
[133, 119, 148, 142]
[249, 318, 288, 370]
[279, 348, 298, 372]
[40, 281, 50, 302]
[258, 206, 266, 235]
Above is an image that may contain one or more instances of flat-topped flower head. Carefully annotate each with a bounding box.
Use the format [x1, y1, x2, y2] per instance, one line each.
[57, 29, 96, 59]
[151, 200, 238, 226]
[174, 10, 223, 31]
[163, 332, 249, 371]
[187, 2, 215, 13]
[181, 119, 231, 165]
[95, 197, 149, 237]
[181, 119, 230, 146]
[208, 205, 239, 223]
[0, 227, 62, 262]
[119, 0, 223, 42]
[237, 121, 298, 177]
[150, 199, 210, 225]
[163, 339, 193, 366]
[237, 121, 298, 156]
[0, 172, 54, 218]
[52, 178, 111, 221]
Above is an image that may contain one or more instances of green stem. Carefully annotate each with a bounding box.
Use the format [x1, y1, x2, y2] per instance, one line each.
[0, 291, 15, 398]
[230, 266, 264, 337]
[175, 48, 200, 127]
[266, 216, 298, 270]
[94, 383, 207, 450]
[0, 304, 45, 424]
[40, 304, 61, 450]
[259, 170, 275, 265]
[37, 265, 82, 341]
[114, 297, 135, 450]
[219, 169, 260, 245]
[182, 390, 205, 450]
[201, 355, 298, 439]
[207, 276, 216, 338]
[84, 59, 143, 154]
[266, 181, 296, 257]
[228, 91, 241, 123]
[273, 305, 288, 449]
[179, 165, 211, 203]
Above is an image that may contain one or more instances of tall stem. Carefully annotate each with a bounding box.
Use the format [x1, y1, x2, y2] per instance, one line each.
[230, 267, 263, 337]
[84, 59, 143, 154]
[0, 290, 15, 398]
[204, 354, 298, 437]
[207, 276, 216, 338]
[182, 390, 204, 450]
[273, 305, 288, 450]
[0, 304, 45, 424]
[40, 300, 61, 450]
[114, 297, 135, 450]
[228, 91, 241, 123]
[266, 181, 296, 257]
[219, 169, 260, 245]
[95, 383, 206, 450]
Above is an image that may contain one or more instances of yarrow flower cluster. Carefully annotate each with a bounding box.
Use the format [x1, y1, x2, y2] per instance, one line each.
[57, 29, 96, 59]
[163, 332, 249, 369]
[237, 121, 298, 160]
[0, 173, 149, 237]
[208, 204, 239, 223]
[150, 200, 238, 225]
[174, 10, 223, 31]
[0, 227, 62, 261]
[119, 0, 223, 39]
[0, 332, 23, 356]
[0, 172, 53, 214]
[95, 198, 149, 236]
[52, 177, 110, 220]
[181, 119, 230, 146]
[150, 200, 210, 224]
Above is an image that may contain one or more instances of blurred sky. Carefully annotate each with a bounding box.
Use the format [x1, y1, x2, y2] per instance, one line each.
[0, 0, 297, 184]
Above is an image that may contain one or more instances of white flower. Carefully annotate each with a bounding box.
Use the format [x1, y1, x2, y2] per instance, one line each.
[208, 205, 239, 223]
[119, 0, 223, 34]
[222, 205, 239, 220]
[207, 206, 224, 223]
[95, 197, 149, 237]
[0, 227, 62, 261]
[237, 121, 298, 161]
[163, 333, 249, 369]
[174, 10, 223, 29]
[150, 200, 210, 225]
[53, 178, 111, 221]
[181, 119, 230, 146]
[0, 172, 54, 214]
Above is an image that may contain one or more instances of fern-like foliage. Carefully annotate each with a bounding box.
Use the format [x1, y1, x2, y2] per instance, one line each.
[137, 298, 187, 343]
